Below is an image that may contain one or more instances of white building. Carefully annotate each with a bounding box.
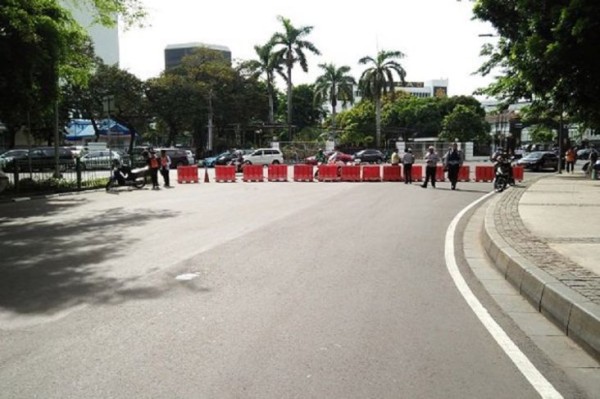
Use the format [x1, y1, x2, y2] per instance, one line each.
[326, 79, 449, 115]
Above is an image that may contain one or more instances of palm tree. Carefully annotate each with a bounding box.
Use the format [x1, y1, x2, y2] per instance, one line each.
[271, 16, 320, 140]
[313, 63, 356, 131]
[245, 41, 283, 132]
[358, 50, 406, 147]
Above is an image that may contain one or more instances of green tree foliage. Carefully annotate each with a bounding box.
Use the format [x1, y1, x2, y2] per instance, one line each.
[440, 104, 490, 142]
[240, 41, 283, 129]
[382, 95, 440, 142]
[336, 101, 376, 146]
[0, 0, 93, 145]
[63, 63, 146, 150]
[473, 0, 600, 127]
[358, 50, 406, 147]
[313, 63, 356, 129]
[63, 0, 146, 28]
[528, 126, 555, 144]
[271, 16, 320, 139]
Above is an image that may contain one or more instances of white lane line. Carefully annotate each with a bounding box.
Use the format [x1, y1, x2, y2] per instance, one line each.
[445, 192, 563, 399]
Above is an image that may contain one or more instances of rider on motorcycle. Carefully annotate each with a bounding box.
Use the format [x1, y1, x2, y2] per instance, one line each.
[111, 159, 127, 185]
[491, 148, 514, 185]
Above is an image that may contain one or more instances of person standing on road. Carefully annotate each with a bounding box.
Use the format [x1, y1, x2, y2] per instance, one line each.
[421, 146, 440, 188]
[402, 148, 415, 184]
[565, 147, 576, 173]
[147, 149, 160, 190]
[159, 149, 171, 187]
[444, 143, 464, 190]
[390, 149, 400, 166]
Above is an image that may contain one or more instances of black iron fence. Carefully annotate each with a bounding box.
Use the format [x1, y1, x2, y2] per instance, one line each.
[0, 158, 120, 197]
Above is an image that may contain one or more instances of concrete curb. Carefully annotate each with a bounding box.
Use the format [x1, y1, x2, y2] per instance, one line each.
[482, 194, 600, 360]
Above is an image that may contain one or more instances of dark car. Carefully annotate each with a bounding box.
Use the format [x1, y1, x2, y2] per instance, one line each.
[576, 148, 598, 160]
[352, 149, 385, 164]
[516, 151, 559, 171]
[11, 147, 74, 172]
[156, 148, 190, 167]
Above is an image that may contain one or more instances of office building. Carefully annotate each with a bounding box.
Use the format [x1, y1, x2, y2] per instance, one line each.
[165, 42, 232, 70]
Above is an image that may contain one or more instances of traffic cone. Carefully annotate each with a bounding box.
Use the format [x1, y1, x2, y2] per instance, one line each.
[204, 166, 210, 183]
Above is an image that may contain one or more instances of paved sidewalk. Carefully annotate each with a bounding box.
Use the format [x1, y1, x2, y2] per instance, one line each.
[481, 172, 600, 359]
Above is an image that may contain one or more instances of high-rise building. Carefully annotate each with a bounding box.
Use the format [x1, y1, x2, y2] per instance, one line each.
[164, 42, 232, 70]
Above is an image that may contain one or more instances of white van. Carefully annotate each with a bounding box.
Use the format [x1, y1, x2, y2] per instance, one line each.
[243, 148, 284, 165]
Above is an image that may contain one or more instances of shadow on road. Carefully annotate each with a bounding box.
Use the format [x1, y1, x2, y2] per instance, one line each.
[0, 199, 181, 315]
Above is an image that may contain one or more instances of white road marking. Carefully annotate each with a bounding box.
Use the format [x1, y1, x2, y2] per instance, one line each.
[175, 273, 200, 281]
[445, 192, 563, 399]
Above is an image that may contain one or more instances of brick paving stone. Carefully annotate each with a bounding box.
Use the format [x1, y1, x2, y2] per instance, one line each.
[493, 180, 600, 305]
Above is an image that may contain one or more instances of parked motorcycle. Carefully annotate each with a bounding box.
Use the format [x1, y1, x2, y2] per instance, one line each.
[106, 161, 148, 191]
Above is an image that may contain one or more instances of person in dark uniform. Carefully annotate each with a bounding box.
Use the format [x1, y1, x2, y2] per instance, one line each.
[444, 143, 463, 190]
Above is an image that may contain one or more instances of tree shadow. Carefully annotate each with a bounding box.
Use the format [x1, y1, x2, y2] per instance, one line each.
[0, 203, 184, 315]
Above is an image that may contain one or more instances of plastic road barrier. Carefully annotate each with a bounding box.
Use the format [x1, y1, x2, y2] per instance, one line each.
[411, 165, 423, 182]
[362, 165, 381, 182]
[293, 164, 314, 182]
[340, 165, 361, 182]
[268, 164, 288, 182]
[177, 165, 199, 183]
[215, 165, 236, 182]
[436, 165, 446, 182]
[243, 164, 264, 182]
[382, 165, 402, 182]
[458, 165, 470, 182]
[475, 165, 495, 182]
[318, 164, 339, 182]
[512, 165, 524, 182]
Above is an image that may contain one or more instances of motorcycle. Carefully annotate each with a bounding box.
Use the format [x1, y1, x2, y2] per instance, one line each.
[106, 162, 148, 191]
[493, 159, 511, 192]
[227, 155, 245, 173]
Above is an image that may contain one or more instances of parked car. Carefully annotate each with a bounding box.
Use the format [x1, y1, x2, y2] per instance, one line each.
[203, 151, 230, 167]
[352, 149, 385, 164]
[11, 147, 74, 172]
[576, 148, 598, 160]
[80, 150, 122, 170]
[516, 151, 559, 171]
[243, 148, 284, 165]
[0, 149, 29, 170]
[156, 148, 190, 167]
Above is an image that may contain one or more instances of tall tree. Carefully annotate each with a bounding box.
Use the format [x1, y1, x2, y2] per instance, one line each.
[241, 41, 283, 133]
[313, 63, 356, 131]
[271, 16, 320, 140]
[473, 0, 600, 127]
[358, 50, 406, 147]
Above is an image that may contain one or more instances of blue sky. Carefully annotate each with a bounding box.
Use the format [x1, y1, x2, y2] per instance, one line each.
[119, 0, 497, 97]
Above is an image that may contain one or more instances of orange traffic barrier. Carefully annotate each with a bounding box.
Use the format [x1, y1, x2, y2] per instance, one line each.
[513, 165, 524, 182]
[458, 165, 470, 182]
[362, 165, 381, 182]
[177, 165, 199, 184]
[215, 165, 236, 182]
[243, 164, 264, 182]
[436, 165, 446, 182]
[382, 165, 402, 182]
[340, 165, 361, 182]
[293, 164, 313, 182]
[475, 165, 495, 182]
[318, 164, 339, 182]
[268, 164, 288, 182]
[411, 165, 423, 182]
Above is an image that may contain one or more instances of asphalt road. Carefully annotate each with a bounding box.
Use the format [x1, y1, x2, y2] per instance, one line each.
[0, 180, 560, 398]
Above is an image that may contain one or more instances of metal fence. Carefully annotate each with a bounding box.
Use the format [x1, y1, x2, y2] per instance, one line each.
[1, 158, 118, 197]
